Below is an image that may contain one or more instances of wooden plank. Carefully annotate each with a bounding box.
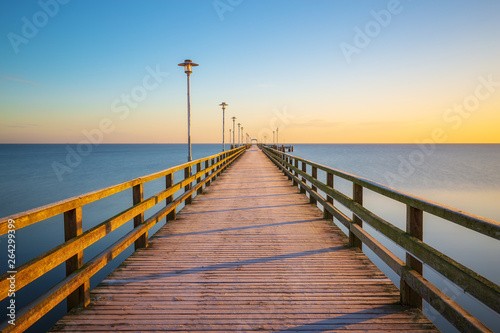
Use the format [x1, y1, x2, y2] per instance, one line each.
[50, 147, 438, 332]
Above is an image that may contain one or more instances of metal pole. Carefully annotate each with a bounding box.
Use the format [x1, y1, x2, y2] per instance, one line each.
[187, 73, 192, 162]
[276, 128, 279, 149]
[232, 118, 236, 149]
[222, 108, 225, 152]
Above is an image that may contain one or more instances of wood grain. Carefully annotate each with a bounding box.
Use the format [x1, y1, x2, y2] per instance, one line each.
[50, 147, 438, 332]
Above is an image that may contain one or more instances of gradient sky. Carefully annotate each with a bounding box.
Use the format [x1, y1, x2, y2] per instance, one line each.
[1, 0, 499, 144]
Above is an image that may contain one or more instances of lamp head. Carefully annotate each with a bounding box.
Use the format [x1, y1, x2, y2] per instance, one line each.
[219, 102, 228, 110]
[178, 59, 199, 74]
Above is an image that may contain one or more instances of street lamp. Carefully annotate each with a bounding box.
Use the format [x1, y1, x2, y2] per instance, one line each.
[219, 102, 228, 152]
[232, 117, 236, 149]
[276, 127, 279, 149]
[237, 123, 241, 147]
[241, 127, 244, 147]
[178, 59, 199, 162]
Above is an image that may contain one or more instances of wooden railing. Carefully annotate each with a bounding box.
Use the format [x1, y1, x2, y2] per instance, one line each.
[260, 145, 500, 333]
[0, 146, 248, 332]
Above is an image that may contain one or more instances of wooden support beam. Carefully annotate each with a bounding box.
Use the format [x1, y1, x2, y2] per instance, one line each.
[324, 172, 334, 220]
[166, 174, 176, 221]
[204, 160, 210, 187]
[196, 162, 203, 195]
[64, 207, 89, 310]
[300, 161, 307, 194]
[293, 158, 299, 187]
[133, 184, 147, 250]
[401, 205, 424, 309]
[349, 183, 363, 249]
[184, 166, 192, 205]
[310, 166, 318, 205]
[285, 156, 292, 180]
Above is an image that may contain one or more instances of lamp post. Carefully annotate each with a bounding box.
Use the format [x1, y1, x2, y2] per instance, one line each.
[219, 102, 228, 152]
[229, 129, 232, 148]
[273, 131, 275, 147]
[178, 59, 199, 162]
[241, 127, 244, 147]
[276, 127, 279, 150]
[232, 117, 236, 149]
[237, 123, 241, 147]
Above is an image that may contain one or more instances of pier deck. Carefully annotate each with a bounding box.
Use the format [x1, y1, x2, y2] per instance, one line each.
[50, 147, 437, 332]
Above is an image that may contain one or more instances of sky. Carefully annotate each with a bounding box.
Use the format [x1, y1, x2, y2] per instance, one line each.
[1, 0, 499, 144]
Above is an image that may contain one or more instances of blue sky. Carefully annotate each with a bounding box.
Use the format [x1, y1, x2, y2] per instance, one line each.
[1, 0, 499, 143]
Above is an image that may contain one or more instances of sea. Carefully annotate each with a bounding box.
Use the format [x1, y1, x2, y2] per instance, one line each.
[0, 143, 499, 332]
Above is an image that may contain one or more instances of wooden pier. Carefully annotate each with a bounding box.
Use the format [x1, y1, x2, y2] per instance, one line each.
[50, 146, 437, 332]
[1, 145, 499, 332]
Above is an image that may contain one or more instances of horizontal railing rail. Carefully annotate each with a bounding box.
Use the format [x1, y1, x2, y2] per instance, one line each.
[260, 145, 500, 333]
[0, 145, 248, 332]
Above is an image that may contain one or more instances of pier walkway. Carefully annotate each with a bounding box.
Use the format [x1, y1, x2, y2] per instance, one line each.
[50, 147, 437, 332]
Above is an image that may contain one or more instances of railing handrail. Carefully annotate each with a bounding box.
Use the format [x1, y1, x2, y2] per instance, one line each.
[0, 146, 246, 234]
[260, 144, 499, 333]
[0, 145, 249, 332]
[262, 146, 500, 240]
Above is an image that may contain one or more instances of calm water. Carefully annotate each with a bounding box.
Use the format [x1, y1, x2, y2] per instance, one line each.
[0, 144, 499, 332]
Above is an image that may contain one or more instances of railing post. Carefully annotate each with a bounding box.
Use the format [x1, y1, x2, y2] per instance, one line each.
[300, 161, 307, 194]
[133, 183, 147, 249]
[166, 173, 176, 220]
[349, 183, 363, 249]
[196, 162, 202, 195]
[294, 159, 299, 188]
[185, 166, 192, 204]
[310, 166, 317, 205]
[401, 205, 423, 309]
[286, 156, 292, 180]
[204, 160, 210, 186]
[64, 207, 89, 310]
[292, 158, 298, 186]
[324, 172, 334, 219]
[211, 158, 215, 181]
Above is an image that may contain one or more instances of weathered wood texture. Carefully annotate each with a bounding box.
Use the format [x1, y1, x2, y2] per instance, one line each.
[50, 147, 437, 332]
